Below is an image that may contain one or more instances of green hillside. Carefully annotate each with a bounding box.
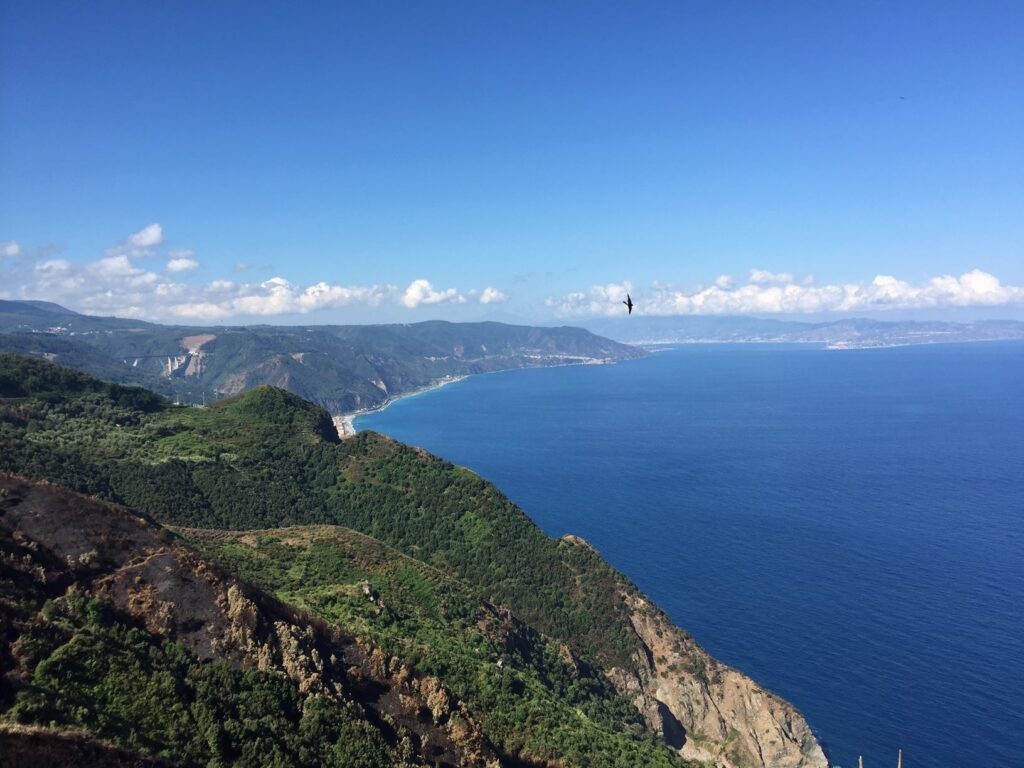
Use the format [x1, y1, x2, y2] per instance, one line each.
[0, 354, 686, 766]
[0, 354, 641, 667]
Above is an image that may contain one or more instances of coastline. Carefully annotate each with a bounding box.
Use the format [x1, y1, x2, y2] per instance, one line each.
[330, 350, 836, 768]
[329, 341, 979, 439]
[330, 354, 633, 439]
[626, 337, 1024, 350]
[332, 375, 467, 438]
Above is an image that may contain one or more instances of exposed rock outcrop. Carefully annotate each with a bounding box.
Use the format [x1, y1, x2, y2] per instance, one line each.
[613, 591, 826, 768]
[563, 536, 828, 768]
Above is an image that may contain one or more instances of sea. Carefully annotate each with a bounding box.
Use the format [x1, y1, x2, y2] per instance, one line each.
[356, 342, 1024, 768]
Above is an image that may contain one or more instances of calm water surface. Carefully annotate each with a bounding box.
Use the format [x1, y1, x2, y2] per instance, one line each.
[358, 343, 1024, 768]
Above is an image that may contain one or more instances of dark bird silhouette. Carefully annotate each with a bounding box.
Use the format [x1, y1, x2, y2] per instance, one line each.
[623, 293, 634, 315]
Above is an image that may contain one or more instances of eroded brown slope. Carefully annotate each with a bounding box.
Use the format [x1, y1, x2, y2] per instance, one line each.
[0, 474, 498, 767]
[0, 724, 176, 768]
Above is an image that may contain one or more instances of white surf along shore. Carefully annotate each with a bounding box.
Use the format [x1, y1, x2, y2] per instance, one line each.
[330, 353, 640, 439]
[332, 375, 466, 438]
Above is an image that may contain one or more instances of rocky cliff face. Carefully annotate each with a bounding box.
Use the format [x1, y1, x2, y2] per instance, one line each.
[558, 537, 827, 768]
[610, 587, 827, 768]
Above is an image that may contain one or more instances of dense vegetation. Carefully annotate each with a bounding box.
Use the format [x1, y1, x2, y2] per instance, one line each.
[191, 527, 680, 767]
[7, 592, 393, 768]
[0, 354, 692, 766]
[0, 354, 642, 669]
[0, 332, 208, 402]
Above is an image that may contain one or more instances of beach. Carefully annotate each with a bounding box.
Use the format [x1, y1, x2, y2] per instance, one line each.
[332, 356, 631, 438]
[332, 375, 466, 438]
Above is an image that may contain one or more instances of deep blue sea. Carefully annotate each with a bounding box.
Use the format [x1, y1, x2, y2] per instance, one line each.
[357, 343, 1024, 768]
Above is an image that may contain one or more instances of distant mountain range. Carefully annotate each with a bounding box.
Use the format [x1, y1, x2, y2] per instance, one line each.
[582, 315, 1024, 348]
[0, 300, 644, 412]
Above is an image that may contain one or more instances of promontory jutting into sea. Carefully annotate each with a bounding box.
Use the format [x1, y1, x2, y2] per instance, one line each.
[359, 340, 1024, 768]
[3, 3, 1023, 767]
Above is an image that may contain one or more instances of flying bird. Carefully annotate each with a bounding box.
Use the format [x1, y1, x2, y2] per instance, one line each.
[623, 293, 634, 315]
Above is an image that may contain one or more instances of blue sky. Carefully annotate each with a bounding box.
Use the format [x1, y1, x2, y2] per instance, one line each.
[2, 1, 1022, 323]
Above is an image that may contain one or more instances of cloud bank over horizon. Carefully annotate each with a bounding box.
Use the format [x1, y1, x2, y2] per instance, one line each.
[547, 269, 1024, 318]
[0, 225, 512, 321]
[2, 225, 1021, 323]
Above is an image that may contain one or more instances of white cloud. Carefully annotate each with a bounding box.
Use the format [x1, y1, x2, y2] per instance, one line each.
[546, 281, 634, 317]
[549, 269, 1024, 317]
[102, 223, 165, 261]
[167, 256, 200, 273]
[715, 275, 733, 289]
[479, 286, 508, 304]
[159, 302, 224, 320]
[0, 226, 408, 319]
[749, 268, 795, 284]
[12, 254, 403, 319]
[0, 225, 498, 321]
[93, 255, 143, 277]
[2, 241, 20, 258]
[36, 258, 71, 274]
[4, 250, 488, 319]
[184, 278, 398, 319]
[128, 223, 163, 249]
[401, 278, 464, 308]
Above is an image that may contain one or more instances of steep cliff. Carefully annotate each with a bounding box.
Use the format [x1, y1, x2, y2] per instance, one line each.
[609, 590, 827, 768]
[554, 536, 827, 768]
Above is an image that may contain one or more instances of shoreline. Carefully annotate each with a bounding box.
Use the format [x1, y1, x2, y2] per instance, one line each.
[330, 354, 632, 438]
[332, 375, 467, 438]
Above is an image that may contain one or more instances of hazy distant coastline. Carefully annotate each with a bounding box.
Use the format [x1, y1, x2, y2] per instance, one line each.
[583, 315, 1024, 350]
[632, 337, 1024, 351]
